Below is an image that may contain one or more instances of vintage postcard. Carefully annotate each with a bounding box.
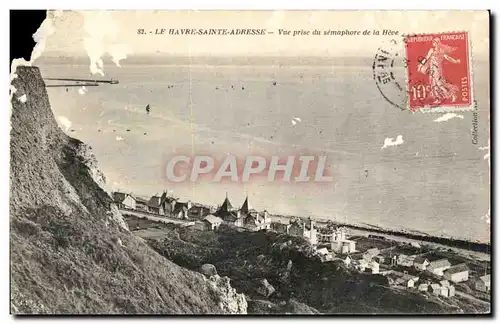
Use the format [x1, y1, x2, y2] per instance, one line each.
[9, 10, 491, 315]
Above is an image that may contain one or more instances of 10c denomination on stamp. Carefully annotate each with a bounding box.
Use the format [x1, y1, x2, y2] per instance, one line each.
[405, 31, 472, 112]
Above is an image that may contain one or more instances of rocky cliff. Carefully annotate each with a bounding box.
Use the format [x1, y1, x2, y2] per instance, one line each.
[9, 66, 247, 314]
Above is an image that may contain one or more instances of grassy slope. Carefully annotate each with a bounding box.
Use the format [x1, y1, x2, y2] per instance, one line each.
[145, 224, 487, 314]
[10, 66, 245, 314]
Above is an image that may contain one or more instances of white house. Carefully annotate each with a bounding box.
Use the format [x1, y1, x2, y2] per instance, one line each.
[413, 256, 430, 271]
[443, 263, 469, 283]
[475, 274, 491, 293]
[317, 247, 329, 256]
[429, 283, 441, 295]
[289, 218, 318, 246]
[363, 248, 380, 262]
[368, 260, 380, 274]
[439, 280, 456, 297]
[418, 283, 428, 292]
[441, 285, 456, 297]
[343, 255, 352, 267]
[388, 272, 419, 288]
[330, 240, 356, 254]
[113, 192, 136, 210]
[316, 247, 334, 262]
[427, 259, 452, 276]
[397, 254, 417, 267]
[203, 215, 224, 231]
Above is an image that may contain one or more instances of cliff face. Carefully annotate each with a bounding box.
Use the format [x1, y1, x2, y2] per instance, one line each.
[9, 66, 247, 314]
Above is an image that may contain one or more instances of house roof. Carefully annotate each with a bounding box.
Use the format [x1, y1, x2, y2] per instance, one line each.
[413, 256, 429, 265]
[164, 196, 177, 203]
[158, 192, 178, 206]
[290, 219, 313, 230]
[316, 247, 329, 256]
[147, 196, 162, 208]
[430, 283, 441, 290]
[428, 259, 451, 269]
[173, 202, 189, 214]
[240, 196, 249, 214]
[440, 280, 450, 287]
[444, 263, 469, 275]
[204, 215, 223, 224]
[135, 197, 148, 204]
[401, 273, 419, 281]
[218, 197, 233, 213]
[479, 274, 491, 284]
[398, 254, 416, 263]
[218, 210, 239, 222]
[192, 203, 210, 209]
[113, 192, 134, 203]
[356, 259, 369, 267]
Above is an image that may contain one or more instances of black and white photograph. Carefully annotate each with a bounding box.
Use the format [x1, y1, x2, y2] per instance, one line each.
[9, 9, 492, 315]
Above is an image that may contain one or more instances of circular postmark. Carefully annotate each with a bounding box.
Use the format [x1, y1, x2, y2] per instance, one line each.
[372, 37, 408, 111]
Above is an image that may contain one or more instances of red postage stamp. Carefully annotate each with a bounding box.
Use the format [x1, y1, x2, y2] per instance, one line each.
[405, 31, 472, 112]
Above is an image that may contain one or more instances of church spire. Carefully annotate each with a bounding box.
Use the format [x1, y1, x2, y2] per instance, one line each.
[240, 195, 249, 214]
[218, 194, 233, 213]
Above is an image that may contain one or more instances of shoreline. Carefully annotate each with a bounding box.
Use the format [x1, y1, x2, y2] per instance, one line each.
[273, 214, 490, 255]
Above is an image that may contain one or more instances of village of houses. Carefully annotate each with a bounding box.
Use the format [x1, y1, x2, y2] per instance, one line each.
[113, 190, 491, 306]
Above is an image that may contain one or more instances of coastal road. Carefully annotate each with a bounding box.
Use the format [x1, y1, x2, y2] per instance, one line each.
[119, 209, 195, 226]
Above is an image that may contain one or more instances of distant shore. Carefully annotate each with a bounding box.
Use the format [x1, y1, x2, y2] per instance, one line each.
[272, 214, 490, 255]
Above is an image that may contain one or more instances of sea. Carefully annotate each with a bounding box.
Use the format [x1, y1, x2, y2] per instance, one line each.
[35, 58, 490, 243]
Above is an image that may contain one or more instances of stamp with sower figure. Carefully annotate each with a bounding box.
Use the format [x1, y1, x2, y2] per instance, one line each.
[405, 32, 472, 112]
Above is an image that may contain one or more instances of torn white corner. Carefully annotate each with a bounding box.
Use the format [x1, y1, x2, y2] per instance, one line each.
[10, 58, 31, 82]
[18, 94, 27, 103]
[82, 11, 132, 76]
[57, 116, 72, 132]
[116, 136, 124, 141]
[381, 135, 404, 149]
[10, 11, 58, 83]
[433, 113, 464, 123]
[30, 14, 56, 64]
[78, 86, 88, 95]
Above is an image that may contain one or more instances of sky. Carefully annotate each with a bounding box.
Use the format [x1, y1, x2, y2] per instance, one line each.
[32, 10, 491, 242]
